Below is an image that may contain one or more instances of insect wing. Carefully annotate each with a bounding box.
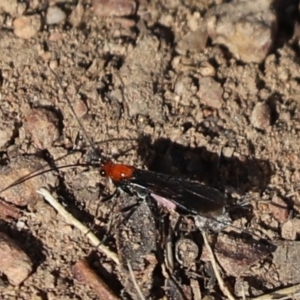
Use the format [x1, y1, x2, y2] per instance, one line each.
[130, 169, 226, 217]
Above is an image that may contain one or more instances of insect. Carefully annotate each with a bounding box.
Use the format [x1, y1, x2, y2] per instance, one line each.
[99, 160, 229, 228]
[100, 160, 225, 216]
[0, 67, 277, 300]
[45, 67, 232, 232]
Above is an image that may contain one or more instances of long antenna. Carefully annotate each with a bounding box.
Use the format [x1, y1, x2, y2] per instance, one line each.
[48, 65, 100, 159]
[0, 162, 96, 195]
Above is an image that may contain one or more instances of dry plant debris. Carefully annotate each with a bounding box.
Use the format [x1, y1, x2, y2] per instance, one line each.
[37, 188, 120, 265]
[73, 259, 119, 300]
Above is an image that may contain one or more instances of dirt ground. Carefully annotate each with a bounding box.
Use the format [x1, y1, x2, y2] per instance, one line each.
[0, 0, 300, 299]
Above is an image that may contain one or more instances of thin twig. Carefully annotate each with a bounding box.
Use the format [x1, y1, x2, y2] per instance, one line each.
[37, 187, 119, 265]
[73, 259, 119, 300]
[0, 200, 20, 221]
[127, 260, 146, 300]
[201, 231, 236, 300]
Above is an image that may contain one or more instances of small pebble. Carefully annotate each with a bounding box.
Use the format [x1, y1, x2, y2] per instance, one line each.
[0, 0, 26, 17]
[176, 28, 208, 55]
[13, 15, 41, 39]
[174, 75, 195, 97]
[93, 0, 136, 17]
[269, 195, 289, 223]
[49, 59, 58, 70]
[198, 61, 216, 77]
[16, 220, 26, 230]
[281, 219, 300, 240]
[0, 232, 32, 285]
[69, 2, 84, 27]
[204, 0, 277, 63]
[198, 77, 224, 109]
[222, 147, 234, 158]
[24, 109, 59, 150]
[73, 99, 88, 119]
[46, 6, 66, 25]
[250, 102, 271, 130]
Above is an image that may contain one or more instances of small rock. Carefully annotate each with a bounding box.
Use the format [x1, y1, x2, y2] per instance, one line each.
[0, 0, 26, 17]
[93, 0, 136, 17]
[46, 6, 66, 25]
[234, 279, 251, 298]
[250, 102, 271, 130]
[174, 75, 196, 97]
[16, 220, 25, 230]
[13, 15, 41, 39]
[269, 195, 289, 223]
[24, 109, 60, 150]
[281, 219, 300, 240]
[73, 99, 88, 119]
[69, 2, 84, 27]
[49, 59, 58, 70]
[176, 28, 208, 55]
[222, 147, 234, 158]
[204, 0, 277, 63]
[198, 77, 224, 109]
[273, 241, 300, 285]
[198, 61, 216, 77]
[0, 232, 32, 285]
